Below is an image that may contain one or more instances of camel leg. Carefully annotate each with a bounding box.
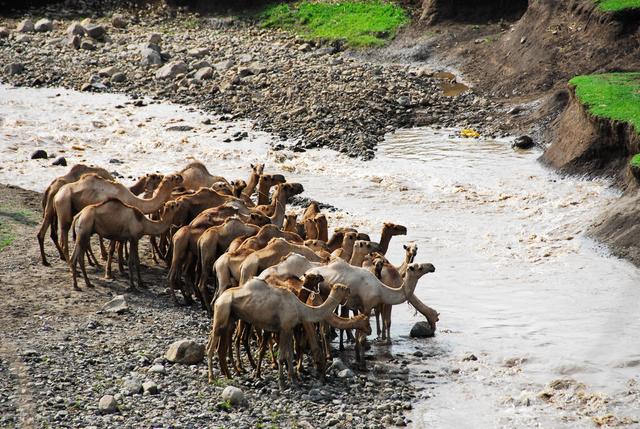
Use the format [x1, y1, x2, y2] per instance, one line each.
[302, 322, 325, 382]
[150, 236, 159, 264]
[254, 331, 270, 379]
[98, 237, 107, 261]
[37, 208, 54, 266]
[207, 331, 217, 383]
[104, 241, 116, 279]
[375, 305, 382, 339]
[383, 304, 392, 344]
[80, 248, 93, 288]
[70, 241, 82, 291]
[243, 324, 257, 370]
[131, 240, 144, 288]
[280, 330, 296, 388]
[233, 322, 245, 374]
[126, 241, 136, 290]
[218, 328, 232, 379]
[117, 242, 126, 274]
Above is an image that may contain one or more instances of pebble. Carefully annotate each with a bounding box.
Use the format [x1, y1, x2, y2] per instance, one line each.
[84, 24, 106, 41]
[111, 14, 128, 29]
[149, 363, 166, 374]
[5, 63, 25, 76]
[155, 61, 187, 79]
[221, 386, 246, 406]
[101, 295, 128, 313]
[142, 380, 159, 395]
[165, 339, 204, 364]
[34, 19, 53, 32]
[16, 19, 34, 33]
[98, 395, 118, 414]
[122, 378, 143, 396]
[0, 27, 9, 38]
[66, 22, 84, 36]
[194, 67, 213, 81]
[52, 157, 67, 166]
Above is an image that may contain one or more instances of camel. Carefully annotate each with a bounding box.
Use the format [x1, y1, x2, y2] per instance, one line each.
[69, 199, 182, 290]
[349, 240, 380, 266]
[37, 164, 114, 266]
[256, 174, 286, 205]
[266, 183, 305, 228]
[315, 214, 328, 242]
[398, 242, 418, 277]
[283, 212, 299, 234]
[207, 278, 349, 387]
[303, 217, 318, 240]
[227, 224, 303, 253]
[53, 173, 183, 264]
[307, 259, 435, 366]
[178, 161, 229, 190]
[238, 237, 326, 286]
[331, 232, 357, 261]
[305, 239, 329, 254]
[378, 223, 408, 255]
[301, 202, 320, 223]
[257, 252, 324, 283]
[231, 180, 247, 198]
[242, 163, 264, 198]
[129, 173, 164, 197]
[196, 218, 260, 312]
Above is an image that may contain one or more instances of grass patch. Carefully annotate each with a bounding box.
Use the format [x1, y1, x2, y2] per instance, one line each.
[260, 0, 408, 47]
[0, 206, 37, 252]
[594, 0, 640, 12]
[630, 154, 640, 168]
[570, 72, 640, 134]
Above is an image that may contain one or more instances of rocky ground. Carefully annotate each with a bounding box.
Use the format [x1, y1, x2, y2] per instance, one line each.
[0, 2, 506, 160]
[0, 184, 441, 429]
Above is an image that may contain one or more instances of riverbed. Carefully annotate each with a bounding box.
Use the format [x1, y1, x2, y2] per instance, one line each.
[1, 84, 639, 428]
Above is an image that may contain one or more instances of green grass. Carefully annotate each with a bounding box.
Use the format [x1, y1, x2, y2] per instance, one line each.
[630, 154, 640, 168]
[570, 72, 640, 134]
[594, 0, 640, 12]
[0, 207, 36, 252]
[260, 0, 408, 47]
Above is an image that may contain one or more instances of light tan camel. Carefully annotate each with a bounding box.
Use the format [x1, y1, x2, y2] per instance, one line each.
[349, 240, 380, 266]
[239, 237, 326, 285]
[130, 173, 164, 197]
[307, 259, 435, 366]
[208, 279, 349, 387]
[242, 163, 264, 198]
[37, 164, 114, 266]
[283, 212, 298, 234]
[196, 218, 260, 312]
[70, 199, 182, 290]
[303, 217, 318, 240]
[266, 183, 305, 228]
[178, 161, 228, 190]
[53, 173, 183, 264]
[256, 174, 286, 205]
[331, 232, 357, 261]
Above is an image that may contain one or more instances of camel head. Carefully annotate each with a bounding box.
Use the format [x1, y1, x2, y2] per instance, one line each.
[143, 173, 164, 195]
[352, 240, 379, 259]
[212, 181, 232, 195]
[259, 173, 286, 187]
[403, 242, 418, 263]
[405, 262, 436, 281]
[383, 222, 408, 236]
[301, 273, 324, 293]
[162, 199, 183, 223]
[281, 182, 304, 198]
[231, 179, 247, 197]
[160, 174, 184, 191]
[342, 232, 357, 247]
[247, 211, 270, 226]
[250, 163, 265, 176]
[304, 239, 328, 253]
[329, 283, 350, 304]
[353, 314, 372, 335]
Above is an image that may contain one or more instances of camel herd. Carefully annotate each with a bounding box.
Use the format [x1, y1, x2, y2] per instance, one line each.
[36, 161, 439, 387]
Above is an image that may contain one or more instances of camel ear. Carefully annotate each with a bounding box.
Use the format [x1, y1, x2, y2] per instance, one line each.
[251, 163, 255, 168]
[403, 244, 408, 250]
[409, 265, 415, 271]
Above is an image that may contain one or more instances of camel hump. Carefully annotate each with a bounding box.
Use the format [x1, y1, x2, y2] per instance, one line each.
[182, 161, 209, 173]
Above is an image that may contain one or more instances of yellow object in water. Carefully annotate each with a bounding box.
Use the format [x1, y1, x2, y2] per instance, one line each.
[460, 129, 480, 138]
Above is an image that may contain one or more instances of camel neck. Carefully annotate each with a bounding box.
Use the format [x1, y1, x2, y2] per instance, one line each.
[379, 273, 418, 305]
[379, 228, 393, 255]
[244, 172, 260, 197]
[297, 291, 341, 323]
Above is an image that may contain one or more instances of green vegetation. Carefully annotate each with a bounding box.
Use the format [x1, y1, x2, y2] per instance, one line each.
[594, 0, 640, 12]
[261, 1, 408, 47]
[570, 73, 640, 134]
[630, 154, 640, 168]
[0, 206, 36, 251]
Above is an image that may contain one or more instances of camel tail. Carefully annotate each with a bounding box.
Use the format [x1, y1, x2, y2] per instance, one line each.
[41, 188, 49, 213]
[71, 213, 79, 242]
[213, 298, 232, 353]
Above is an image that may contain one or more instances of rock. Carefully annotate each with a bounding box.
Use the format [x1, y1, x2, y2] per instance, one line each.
[512, 135, 535, 149]
[140, 47, 162, 66]
[5, 63, 24, 76]
[52, 157, 67, 167]
[221, 386, 245, 406]
[34, 18, 53, 32]
[80, 40, 95, 51]
[0, 27, 9, 38]
[328, 358, 347, 373]
[214, 59, 234, 71]
[111, 14, 127, 29]
[111, 72, 126, 83]
[508, 106, 523, 115]
[237, 67, 254, 78]
[188, 47, 209, 58]
[15, 34, 31, 43]
[142, 380, 159, 395]
[101, 295, 128, 314]
[394, 417, 406, 426]
[191, 60, 212, 70]
[98, 395, 118, 414]
[31, 150, 47, 159]
[66, 35, 81, 49]
[237, 53, 252, 64]
[122, 378, 142, 396]
[149, 364, 166, 374]
[410, 321, 434, 338]
[463, 353, 478, 361]
[66, 22, 84, 36]
[338, 368, 355, 379]
[84, 24, 105, 41]
[155, 61, 187, 79]
[397, 96, 411, 107]
[165, 339, 204, 364]
[98, 66, 119, 77]
[194, 67, 213, 81]
[16, 19, 34, 33]
[413, 350, 424, 358]
[148, 33, 162, 44]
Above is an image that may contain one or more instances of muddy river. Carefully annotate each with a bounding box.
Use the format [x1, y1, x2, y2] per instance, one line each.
[1, 84, 639, 428]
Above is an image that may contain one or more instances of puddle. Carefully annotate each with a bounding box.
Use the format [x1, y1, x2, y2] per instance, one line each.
[433, 71, 470, 97]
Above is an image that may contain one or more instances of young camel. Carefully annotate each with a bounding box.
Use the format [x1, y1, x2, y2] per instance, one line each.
[53, 173, 183, 264]
[70, 199, 182, 290]
[196, 218, 261, 312]
[242, 163, 264, 198]
[238, 237, 326, 286]
[37, 164, 113, 266]
[208, 279, 349, 387]
[256, 174, 286, 205]
[307, 259, 435, 367]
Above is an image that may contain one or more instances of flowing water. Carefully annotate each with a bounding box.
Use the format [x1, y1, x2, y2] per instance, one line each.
[1, 84, 639, 427]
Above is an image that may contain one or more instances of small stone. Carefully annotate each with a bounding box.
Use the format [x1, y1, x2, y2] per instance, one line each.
[149, 364, 166, 374]
[52, 157, 67, 167]
[328, 358, 347, 374]
[338, 368, 355, 379]
[101, 295, 128, 314]
[221, 386, 245, 406]
[140, 47, 162, 66]
[111, 72, 126, 83]
[98, 66, 118, 77]
[237, 67, 254, 78]
[512, 135, 535, 150]
[194, 67, 213, 80]
[394, 417, 406, 426]
[148, 33, 162, 44]
[214, 59, 234, 71]
[15, 34, 31, 43]
[111, 14, 127, 29]
[142, 380, 159, 395]
[192, 60, 212, 70]
[5, 63, 24, 75]
[84, 24, 106, 40]
[413, 350, 424, 357]
[0, 27, 9, 38]
[122, 378, 142, 396]
[80, 40, 95, 51]
[165, 339, 204, 364]
[463, 353, 478, 361]
[188, 47, 209, 58]
[155, 61, 188, 79]
[98, 395, 117, 414]
[16, 19, 34, 33]
[410, 321, 434, 338]
[34, 19, 53, 32]
[67, 35, 81, 49]
[397, 96, 411, 107]
[31, 150, 47, 159]
[66, 22, 84, 36]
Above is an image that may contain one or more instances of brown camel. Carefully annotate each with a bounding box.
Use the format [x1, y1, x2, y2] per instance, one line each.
[378, 222, 408, 255]
[227, 224, 303, 253]
[283, 212, 298, 234]
[196, 218, 261, 312]
[242, 163, 264, 198]
[349, 240, 380, 266]
[37, 164, 114, 266]
[331, 232, 357, 261]
[314, 214, 328, 242]
[53, 173, 183, 265]
[239, 237, 326, 285]
[178, 161, 228, 190]
[268, 183, 304, 228]
[208, 279, 349, 387]
[70, 199, 182, 290]
[256, 174, 286, 205]
[130, 173, 164, 197]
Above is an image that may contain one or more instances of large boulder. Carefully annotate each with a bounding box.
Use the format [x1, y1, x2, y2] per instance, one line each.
[101, 295, 128, 314]
[155, 61, 187, 79]
[410, 321, 434, 338]
[140, 47, 162, 66]
[84, 24, 106, 41]
[164, 339, 204, 364]
[221, 386, 246, 406]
